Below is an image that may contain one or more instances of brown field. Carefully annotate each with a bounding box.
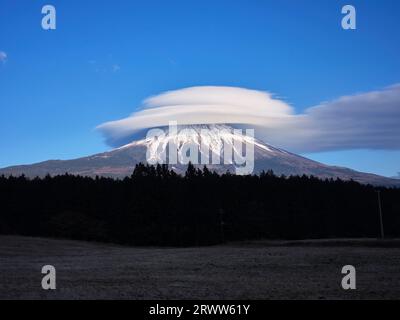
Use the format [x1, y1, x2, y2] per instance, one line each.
[0, 235, 399, 300]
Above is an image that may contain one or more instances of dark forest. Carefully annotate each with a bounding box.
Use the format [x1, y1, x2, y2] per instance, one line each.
[1, 163, 399, 246]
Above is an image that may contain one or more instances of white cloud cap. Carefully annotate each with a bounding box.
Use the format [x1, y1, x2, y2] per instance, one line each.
[97, 86, 294, 146]
[98, 85, 400, 153]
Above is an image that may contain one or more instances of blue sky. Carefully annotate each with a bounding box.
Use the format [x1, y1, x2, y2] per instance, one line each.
[0, 0, 399, 177]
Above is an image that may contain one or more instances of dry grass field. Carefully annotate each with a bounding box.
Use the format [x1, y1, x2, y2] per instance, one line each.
[0, 236, 399, 300]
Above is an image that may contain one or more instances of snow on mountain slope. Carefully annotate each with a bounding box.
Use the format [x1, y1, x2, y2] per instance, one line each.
[0, 124, 398, 186]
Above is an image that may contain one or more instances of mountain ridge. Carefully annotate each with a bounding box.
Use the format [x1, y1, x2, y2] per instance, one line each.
[0, 125, 398, 187]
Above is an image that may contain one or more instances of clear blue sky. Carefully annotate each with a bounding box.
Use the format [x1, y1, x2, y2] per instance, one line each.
[0, 0, 399, 177]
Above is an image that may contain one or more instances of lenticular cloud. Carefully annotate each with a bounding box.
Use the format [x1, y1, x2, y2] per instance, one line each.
[97, 85, 400, 153]
[97, 86, 294, 146]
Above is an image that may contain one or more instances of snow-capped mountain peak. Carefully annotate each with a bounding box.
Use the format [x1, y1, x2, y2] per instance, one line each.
[0, 124, 399, 186]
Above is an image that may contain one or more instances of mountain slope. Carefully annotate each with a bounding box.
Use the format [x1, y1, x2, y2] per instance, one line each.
[0, 125, 398, 186]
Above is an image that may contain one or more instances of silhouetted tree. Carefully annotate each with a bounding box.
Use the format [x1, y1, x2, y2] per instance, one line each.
[0, 164, 399, 246]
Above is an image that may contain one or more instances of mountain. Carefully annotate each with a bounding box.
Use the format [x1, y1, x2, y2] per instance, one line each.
[0, 124, 398, 186]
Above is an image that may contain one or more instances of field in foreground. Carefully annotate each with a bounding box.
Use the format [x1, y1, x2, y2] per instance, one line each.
[0, 236, 399, 299]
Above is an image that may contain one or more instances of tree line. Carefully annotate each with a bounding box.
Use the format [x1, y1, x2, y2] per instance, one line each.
[0, 163, 399, 246]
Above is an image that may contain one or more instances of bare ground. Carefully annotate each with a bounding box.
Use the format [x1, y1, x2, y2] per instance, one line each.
[0, 235, 399, 300]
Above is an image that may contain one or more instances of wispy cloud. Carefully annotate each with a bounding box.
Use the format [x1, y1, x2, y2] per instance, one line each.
[97, 85, 400, 153]
[112, 64, 120, 72]
[88, 59, 120, 73]
[281, 84, 400, 152]
[0, 51, 7, 63]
